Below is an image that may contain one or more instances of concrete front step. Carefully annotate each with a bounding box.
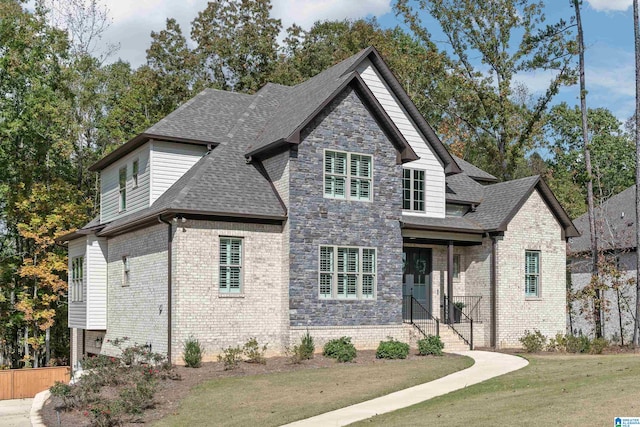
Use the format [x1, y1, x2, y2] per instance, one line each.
[403, 322, 471, 351]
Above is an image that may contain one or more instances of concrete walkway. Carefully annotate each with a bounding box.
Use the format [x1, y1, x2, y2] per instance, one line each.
[282, 350, 528, 427]
[0, 398, 34, 427]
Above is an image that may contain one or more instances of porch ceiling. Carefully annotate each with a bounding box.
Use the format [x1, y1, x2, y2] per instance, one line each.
[402, 229, 483, 245]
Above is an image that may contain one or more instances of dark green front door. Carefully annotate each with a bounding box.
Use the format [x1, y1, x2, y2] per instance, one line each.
[402, 247, 432, 312]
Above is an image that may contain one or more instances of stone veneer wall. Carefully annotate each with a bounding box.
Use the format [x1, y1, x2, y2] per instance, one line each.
[172, 220, 288, 362]
[495, 190, 567, 347]
[288, 87, 404, 330]
[102, 224, 168, 358]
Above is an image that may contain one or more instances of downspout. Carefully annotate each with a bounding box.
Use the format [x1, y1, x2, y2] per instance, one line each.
[158, 216, 173, 363]
[490, 234, 497, 348]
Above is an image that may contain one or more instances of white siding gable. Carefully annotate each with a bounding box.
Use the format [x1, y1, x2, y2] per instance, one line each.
[356, 59, 446, 218]
[149, 141, 208, 204]
[100, 144, 151, 223]
[86, 235, 107, 330]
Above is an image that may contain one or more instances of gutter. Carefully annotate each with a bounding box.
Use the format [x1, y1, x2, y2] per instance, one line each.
[157, 215, 173, 364]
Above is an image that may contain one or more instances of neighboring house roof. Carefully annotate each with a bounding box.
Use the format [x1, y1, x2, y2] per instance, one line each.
[569, 185, 637, 253]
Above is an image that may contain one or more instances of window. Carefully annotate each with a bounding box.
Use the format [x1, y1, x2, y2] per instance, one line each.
[119, 166, 127, 211]
[525, 251, 540, 297]
[122, 256, 130, 286]
[319, 246, 376, 299]
[453, 254, 460, 279]
[403, 168, 425, 211]
[220, 238, 242, 293]
[71, 256, 84, 302]
[132, 159, 139, 188]
[324, 150, 372, 201]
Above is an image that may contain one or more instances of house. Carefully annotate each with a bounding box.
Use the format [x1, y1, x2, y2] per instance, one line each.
[568, 185, 638, 344]
[59, 47, 578, 367]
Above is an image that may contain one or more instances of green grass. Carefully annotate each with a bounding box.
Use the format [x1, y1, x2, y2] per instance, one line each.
[154, 355, 473, 427]
[351, 354, 640, 427]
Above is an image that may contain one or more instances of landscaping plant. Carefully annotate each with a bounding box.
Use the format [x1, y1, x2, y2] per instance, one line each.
[418, 335, 445, 356]
[376, 338, 410, 359]
[323, 337, 357, 362]
[287, 331, 315, 363]
[519, 330, 547, 353]
[243, 337, 268, 364]
[183, 336, 203, 368]
[218, 346, 244, 370]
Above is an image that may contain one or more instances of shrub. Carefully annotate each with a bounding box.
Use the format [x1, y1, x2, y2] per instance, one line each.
[183, 336, 203, 368]
[566, 334, 591, 353]
[590, 337, 608, 354]
[118, 380, 156, 415]
[519, 330, 546, 353]
[323, 337, 357, 363]
[376, 338, 410, 359]
[243, 337, 267, 364]
[50, 381, 76, 409]
[546, 333, 568, 352]
[418, 335, 445, 356]
[287, 331, 315, 363]
[218, 346, 243, 370]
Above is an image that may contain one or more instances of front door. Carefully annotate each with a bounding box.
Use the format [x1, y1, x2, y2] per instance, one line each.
[402, 247, 432, 312]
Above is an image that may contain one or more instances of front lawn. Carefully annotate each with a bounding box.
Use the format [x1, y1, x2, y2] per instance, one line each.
[154, 352, 472, 427]
[351, 353, 640, 426]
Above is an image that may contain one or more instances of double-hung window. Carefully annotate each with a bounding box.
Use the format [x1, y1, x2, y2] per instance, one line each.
[319, 246, 376, 299]
[71, 256, 84, 302]
[403, 168, 425, 211]
[324, 150, 372, 201]
[525, 250, 540, 297]
[132, 159, 139, 188]
[220, 238, 242, 293]
[119, 166, 127, 211]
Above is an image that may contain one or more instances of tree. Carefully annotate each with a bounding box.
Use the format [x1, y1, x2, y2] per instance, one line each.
[395, 0, 576, 180]
[191, 0, 282, 93]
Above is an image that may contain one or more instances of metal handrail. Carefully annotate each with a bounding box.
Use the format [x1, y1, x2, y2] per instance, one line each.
[444, 296, 474, 349]
[402, 295, 439, 338]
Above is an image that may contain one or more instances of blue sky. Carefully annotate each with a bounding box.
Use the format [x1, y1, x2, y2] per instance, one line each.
[56, 0, 638, 121]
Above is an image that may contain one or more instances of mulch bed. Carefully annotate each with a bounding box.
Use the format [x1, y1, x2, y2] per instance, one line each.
[41, 350, 434, 426]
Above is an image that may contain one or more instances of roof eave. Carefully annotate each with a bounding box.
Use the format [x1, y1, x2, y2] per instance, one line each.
[400, 221, 484, 235]
[89, 133, 220, 172]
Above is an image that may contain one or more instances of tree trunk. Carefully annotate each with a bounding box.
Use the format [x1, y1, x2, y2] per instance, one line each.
[573, 0, 602, 338]
[634, 0, 640, 347]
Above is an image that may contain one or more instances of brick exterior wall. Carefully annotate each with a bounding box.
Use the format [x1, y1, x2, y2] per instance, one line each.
[495, 190, 567, 347]
[102, 224, 169, 358]
[569, 251, 637, 344]
[464, 239, 493, 347]
[172, 220, 288, 362]
[288, 87, 404, 327]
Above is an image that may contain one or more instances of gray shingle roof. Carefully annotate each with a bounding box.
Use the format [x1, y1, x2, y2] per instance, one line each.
[451, 155, 497, 182]
[401, 214, 484, 233]
[569, 185, 637, 253]
[446, 173, 485, 204]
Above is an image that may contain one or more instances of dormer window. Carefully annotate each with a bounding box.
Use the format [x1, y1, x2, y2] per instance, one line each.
[119, 166, 127, 211]
[324, 150, 372, 201]
[403, 168, 425, 211]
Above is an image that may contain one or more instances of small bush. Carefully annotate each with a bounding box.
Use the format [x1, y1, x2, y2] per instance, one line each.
[566, 334, 591, 353]
[376, 338, 410, 359]
[519, 330, 547, 353]
[218, 346, 243, 370]
[243, 337, 267, 364]
[418, 335, 445, 356]
[118, 380, 156, 415]
[546, 333, 568, 352]
[287, 331, 315, 363]
[590, 337, 608, 354]
[183, 336, 203, 368]
[323, 337, 357, 363]
[50, 381, 76, 408]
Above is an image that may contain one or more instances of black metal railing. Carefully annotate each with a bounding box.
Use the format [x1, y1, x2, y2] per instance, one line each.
[403, 294, 439, 338]
[443, 295, 474, 349]
[446, 295, 482, 322]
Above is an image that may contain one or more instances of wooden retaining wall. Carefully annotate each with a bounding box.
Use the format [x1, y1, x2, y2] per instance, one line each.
[0, 366, 70, 400]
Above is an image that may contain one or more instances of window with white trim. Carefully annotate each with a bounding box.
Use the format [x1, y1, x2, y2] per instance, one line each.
[220, 238, 242, 293]
[319, 246, 376, 299]
[122, 256, 130, 286]
[119, 166, 127, 211]
[132, 159, 139, 188]
[71, 256, 84, 302]
[525, 250, 540, 297]
[403, 168, 425, 211]
[324, 150, 372, 201]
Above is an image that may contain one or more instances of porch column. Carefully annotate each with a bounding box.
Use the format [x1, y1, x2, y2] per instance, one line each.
[447, 241, 454, 324]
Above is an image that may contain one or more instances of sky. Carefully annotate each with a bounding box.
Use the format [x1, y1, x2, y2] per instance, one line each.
[88, 0, 638, 121]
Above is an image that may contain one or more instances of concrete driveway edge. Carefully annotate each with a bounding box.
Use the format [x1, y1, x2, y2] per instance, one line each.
[30, 390, 50, 427]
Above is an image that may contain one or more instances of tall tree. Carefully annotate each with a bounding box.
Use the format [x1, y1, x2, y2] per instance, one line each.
[634, 0, 640, 347]
[191, 0, 281, 93]
[572, 0, 601, 338]
[395, 0, 576, 180]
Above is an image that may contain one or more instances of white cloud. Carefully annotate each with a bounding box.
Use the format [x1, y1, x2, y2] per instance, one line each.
[585, 0, 632, 12]
[271, 0, 391, 30]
